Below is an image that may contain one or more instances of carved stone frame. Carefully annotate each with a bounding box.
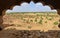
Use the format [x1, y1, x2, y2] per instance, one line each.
[0, 0, 60, 30]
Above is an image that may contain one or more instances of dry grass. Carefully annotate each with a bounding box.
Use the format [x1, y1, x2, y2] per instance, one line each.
[3, 12, 60, 32]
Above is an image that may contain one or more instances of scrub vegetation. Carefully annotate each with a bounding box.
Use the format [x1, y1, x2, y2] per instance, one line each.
[3, 12, 60, 31]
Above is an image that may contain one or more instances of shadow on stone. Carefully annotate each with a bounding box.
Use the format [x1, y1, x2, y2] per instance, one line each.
[58, 23, 60, 28]
[0, 29, 60, 38]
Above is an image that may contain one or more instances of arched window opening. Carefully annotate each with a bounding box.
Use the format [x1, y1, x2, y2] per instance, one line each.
[3, 1, 60, 31]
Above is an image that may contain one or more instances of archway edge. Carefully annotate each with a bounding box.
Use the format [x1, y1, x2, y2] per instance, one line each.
[6, 1, 55, 10]
[2, 0, 59, 15]
[0, 0, 60, 30]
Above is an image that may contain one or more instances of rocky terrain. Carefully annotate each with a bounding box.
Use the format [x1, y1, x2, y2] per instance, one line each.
[0, 30, 60, 38]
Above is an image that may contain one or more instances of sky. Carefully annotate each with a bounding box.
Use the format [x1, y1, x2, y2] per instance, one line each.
[6, 1, 57, 13]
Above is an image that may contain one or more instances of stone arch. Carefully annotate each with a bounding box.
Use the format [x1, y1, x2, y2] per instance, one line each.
[0, 0, 60, 30]
[2, 1, 59, 16]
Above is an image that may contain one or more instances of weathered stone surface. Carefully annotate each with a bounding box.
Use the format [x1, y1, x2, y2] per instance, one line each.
[0, 30, 60, 38]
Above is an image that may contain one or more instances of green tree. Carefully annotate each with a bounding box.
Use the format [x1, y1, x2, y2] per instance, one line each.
[30, 20, 33, 22]
[38, 19, 43, 24]
[35, 19, 37, 22]
[54, 21, 58, 25]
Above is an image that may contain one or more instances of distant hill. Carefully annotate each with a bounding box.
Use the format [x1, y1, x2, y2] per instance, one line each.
[6, 12, 57, 13]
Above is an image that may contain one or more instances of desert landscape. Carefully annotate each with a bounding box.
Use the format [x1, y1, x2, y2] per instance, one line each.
[3, 12, 60, 32]
[0, 12, 60, 38]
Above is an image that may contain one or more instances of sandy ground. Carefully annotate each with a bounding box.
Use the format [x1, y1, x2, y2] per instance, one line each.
[0, 13, 59, 38]
[3, 13, 60, 32]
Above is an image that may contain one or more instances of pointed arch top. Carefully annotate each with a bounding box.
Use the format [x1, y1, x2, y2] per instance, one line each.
[0, 0, 60, 15]
[0, 0, 60, 9]
[0, 0, 60, 31]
